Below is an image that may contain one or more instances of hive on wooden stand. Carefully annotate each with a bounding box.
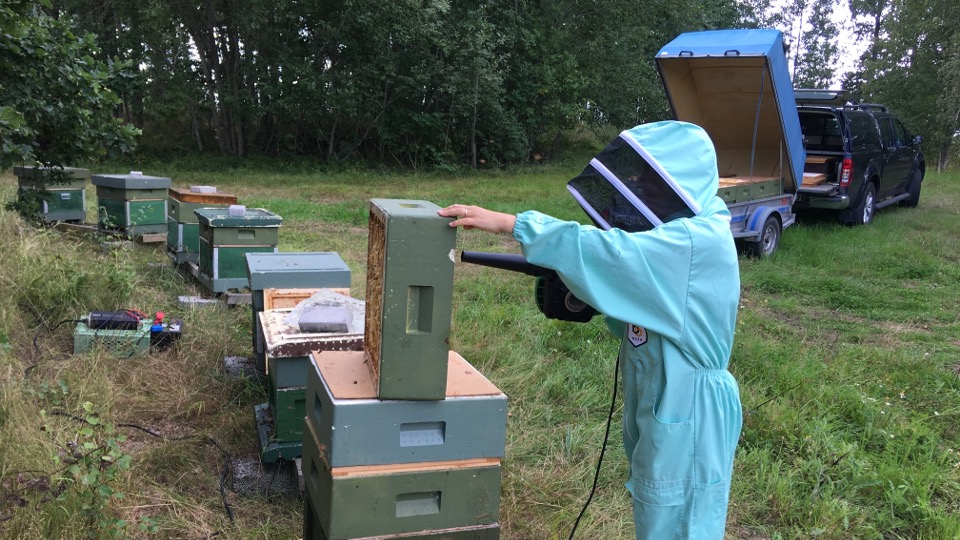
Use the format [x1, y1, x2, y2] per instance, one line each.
[364, 199, 456, 401]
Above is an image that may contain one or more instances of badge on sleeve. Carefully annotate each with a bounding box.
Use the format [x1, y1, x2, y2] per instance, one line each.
[627, 324, 648, 347]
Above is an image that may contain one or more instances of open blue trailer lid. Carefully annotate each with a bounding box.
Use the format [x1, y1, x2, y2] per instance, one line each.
[655, 29, 806, 191]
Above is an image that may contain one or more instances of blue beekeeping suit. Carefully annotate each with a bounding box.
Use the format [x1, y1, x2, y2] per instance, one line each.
[512, 121, 742, 539]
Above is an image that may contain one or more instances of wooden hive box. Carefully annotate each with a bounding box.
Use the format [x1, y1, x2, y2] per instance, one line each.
[14, 166, 90, 222]
[92, 172, 171, 236]
[255, 306, 364, 463]
[301, 423, 500, 540]
[246, 252, 353, 367]
[303, 485, 500, 540]
[194, 207, 282, 293]
[167, 187, 239, 264]
[364, 199, 456, 401]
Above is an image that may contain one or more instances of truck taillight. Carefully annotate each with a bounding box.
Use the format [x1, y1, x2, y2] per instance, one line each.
[839, 158, 853, 187]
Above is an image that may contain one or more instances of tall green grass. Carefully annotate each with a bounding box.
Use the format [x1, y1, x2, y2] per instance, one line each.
[1, 165, 958, 539]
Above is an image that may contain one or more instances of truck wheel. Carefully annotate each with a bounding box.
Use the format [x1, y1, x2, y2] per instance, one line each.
[848, 183, 876, 225]
[899, 169, 922, 207]
[748, 215, 781, 257]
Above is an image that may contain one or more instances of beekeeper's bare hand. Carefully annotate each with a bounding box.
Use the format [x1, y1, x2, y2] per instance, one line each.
[438, 204, 516, 234]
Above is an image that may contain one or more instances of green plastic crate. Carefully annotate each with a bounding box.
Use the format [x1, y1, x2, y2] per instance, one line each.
[73, 321, 151, 357]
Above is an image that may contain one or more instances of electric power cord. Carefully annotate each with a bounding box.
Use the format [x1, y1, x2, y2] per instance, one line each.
[567, 352, 621, 539]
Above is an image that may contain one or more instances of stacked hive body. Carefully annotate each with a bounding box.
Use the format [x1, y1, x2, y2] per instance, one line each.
[167, 187, 237, 264]
[246, 252, 353, 371]
[303, 351, 505, 539]
[194, 207, 282, 293]
[248, 252, 356, 463]
[302, 199, 506, 539]
[256, 308, 364, 463]
[14, 166, 90, 222]
[92, 172, 171, 237]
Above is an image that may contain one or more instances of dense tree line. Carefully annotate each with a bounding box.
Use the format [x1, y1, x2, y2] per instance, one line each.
[6, 0, 958, 169]
[44, 0, 747, 167]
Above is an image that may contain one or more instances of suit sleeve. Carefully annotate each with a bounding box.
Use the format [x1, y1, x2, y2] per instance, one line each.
[512, 211, 691, 341]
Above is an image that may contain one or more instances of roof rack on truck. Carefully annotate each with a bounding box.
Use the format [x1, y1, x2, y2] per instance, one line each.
[794, 88, 850, 107]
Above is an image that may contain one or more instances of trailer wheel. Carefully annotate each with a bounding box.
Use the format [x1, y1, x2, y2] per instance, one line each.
[747, 215, 781, 258]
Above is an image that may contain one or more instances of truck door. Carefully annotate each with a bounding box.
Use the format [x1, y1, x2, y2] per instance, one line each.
[876, 116, 912, 197]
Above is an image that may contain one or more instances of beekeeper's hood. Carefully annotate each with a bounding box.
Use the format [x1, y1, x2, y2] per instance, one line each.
[567, 121, 726, 232]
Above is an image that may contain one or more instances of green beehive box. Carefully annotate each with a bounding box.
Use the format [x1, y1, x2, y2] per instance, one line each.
[96, 185, 169, 200]
[196, 207, 282, 246]
[73, 321, 151, 357]
[307, 350, 507, 468]
[197, 244, 278, 292]
[167, 220, 201, 264]
[247, 252, 352, 311]
[303, 490, 500, 540]
[256, 309, 364, 463]
[97, 197, 168, 233]
[253, 402, 302, 462]
[93, 172, 170, 234]
[14, 166, 90, 222]
[18, 187, 87, 222]
[364, 199, 456, 401]
[271, 386, 306, 441]
[302, 420, 501, 540]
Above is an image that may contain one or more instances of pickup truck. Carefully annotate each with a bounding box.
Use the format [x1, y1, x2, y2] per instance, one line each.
[793, 89, 925, 225]
[655, 29, 806, 256]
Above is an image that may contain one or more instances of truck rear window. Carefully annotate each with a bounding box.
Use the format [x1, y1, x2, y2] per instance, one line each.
[799, 112, 843, 152]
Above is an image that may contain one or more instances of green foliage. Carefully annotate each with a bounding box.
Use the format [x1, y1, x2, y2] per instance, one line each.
[848, 0, 960, 170]
[0, 1, 139, 169]
[48, 0, 745, 167]
[44, 400, 134, 538]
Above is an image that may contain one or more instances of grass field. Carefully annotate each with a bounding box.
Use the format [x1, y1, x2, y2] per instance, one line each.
[1, 163, 959, 539]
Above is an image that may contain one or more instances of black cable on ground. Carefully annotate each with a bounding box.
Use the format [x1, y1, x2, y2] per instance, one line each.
[26, 319, 85, 376]
[567, 353, 621, 540]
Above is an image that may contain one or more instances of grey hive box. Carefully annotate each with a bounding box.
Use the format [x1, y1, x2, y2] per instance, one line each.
[306, 350, 507, 468]
[364, 199, 456, 400]
[92, 172, 171, 236]
[246, 252, 352, 368]
[194, 207, 282, 293]
[14, 166, 90, 222]
[167, 187, 238, 264]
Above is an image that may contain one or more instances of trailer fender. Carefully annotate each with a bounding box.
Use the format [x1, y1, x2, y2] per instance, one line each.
[746, 206, 782, 237]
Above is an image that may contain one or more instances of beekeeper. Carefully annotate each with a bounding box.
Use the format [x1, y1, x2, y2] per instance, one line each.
[439, 121, 742, 539]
